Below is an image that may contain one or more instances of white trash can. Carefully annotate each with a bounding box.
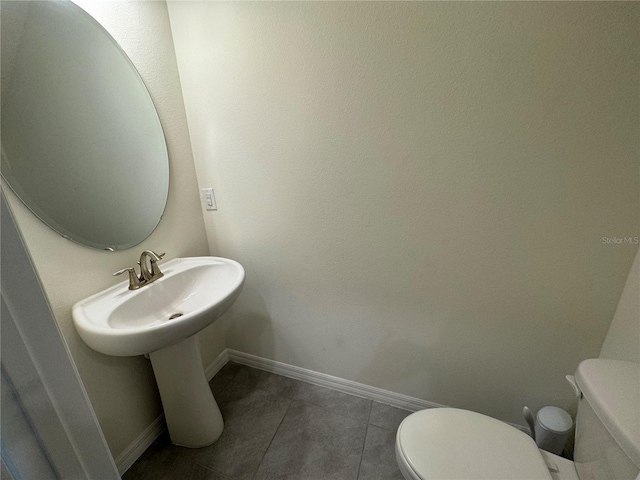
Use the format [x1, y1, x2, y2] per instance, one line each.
[535, 406, 573, 455]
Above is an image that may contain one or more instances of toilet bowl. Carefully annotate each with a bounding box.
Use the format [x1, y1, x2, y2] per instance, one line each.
[396, 408, 553, 480]
[395, 359, 639, 480]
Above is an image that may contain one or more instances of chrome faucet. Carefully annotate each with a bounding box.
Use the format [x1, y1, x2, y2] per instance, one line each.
[113, 250, 166, 290]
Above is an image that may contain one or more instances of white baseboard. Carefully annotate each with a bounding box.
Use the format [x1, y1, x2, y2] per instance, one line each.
[117, 347, 529, 474]
[204, 349, 231, 381]
[114, 413, 165, 475]
[226, 349, 446, 412]
[225, 349, 529, 434]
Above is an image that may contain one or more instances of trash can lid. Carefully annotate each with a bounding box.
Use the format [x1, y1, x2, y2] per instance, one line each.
[537, 406, 573, 434]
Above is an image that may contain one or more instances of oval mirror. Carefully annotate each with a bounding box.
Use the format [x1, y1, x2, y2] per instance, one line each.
[1, 0, 169, 251]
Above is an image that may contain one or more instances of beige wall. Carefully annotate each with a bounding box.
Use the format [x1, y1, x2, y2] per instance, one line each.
[6, 1, 637, 461]
[168, 1, 639, 425]
[3, 1, 219, 460]
[600, 249, 640, 363]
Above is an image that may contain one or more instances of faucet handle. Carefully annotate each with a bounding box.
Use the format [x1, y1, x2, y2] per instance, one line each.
[113, 267, 135, 276]
[113, 267, 144, 290]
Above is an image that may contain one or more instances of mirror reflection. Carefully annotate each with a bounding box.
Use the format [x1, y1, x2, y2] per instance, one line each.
[1, 0, 169, 250]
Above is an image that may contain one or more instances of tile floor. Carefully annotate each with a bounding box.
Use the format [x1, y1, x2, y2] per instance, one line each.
[123, 362, 414, 480]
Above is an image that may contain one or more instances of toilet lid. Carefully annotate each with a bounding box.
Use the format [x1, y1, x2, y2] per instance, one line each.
[396, 408, 552, 480]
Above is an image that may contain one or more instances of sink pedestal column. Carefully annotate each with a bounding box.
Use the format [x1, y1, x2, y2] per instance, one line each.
[149, 335, 223, 447]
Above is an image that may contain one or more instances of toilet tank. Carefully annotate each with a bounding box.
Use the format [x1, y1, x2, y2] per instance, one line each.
[573, 359, 639, 480]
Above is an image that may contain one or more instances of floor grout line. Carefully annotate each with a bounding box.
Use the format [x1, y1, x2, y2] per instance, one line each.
[356, 400, 374, 480]
[227, 367, 374, 425]
[249, 398, 294, 480]
[130, 364, 403, 480]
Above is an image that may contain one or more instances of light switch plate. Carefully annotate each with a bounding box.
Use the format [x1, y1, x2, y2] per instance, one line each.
[202, 187, 217, 211]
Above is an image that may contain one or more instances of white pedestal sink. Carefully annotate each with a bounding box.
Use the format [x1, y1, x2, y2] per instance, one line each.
[149, 336, 224, 446]
[72, 257, 245, 447]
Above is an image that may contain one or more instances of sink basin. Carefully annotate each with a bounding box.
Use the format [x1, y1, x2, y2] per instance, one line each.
[73, 256, 244, 357]
[72, 256, 245, 448]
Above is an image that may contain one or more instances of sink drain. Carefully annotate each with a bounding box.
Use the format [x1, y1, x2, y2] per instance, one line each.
[168, 313, 183, 320]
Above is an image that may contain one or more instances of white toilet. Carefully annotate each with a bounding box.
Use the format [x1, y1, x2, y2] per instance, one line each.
[395, 359, 639, 480]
